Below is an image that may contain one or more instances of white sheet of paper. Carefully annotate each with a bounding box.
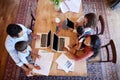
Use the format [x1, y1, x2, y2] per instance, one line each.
[56, 53, 75, 73]
[60, 0, 81, 13]
[60, 1, 69, 13]
[57, 59, 74, 72]
[32, 50, 54, 76]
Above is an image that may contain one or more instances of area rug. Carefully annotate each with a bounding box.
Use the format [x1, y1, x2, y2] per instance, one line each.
[2, 0, 118, 80]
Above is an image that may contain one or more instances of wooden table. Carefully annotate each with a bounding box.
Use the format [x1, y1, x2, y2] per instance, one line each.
[33, 0, 87, 76]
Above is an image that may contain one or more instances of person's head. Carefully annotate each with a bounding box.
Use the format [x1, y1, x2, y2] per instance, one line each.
[84, 13, 97, 29]
[76, 26, 84, 35]
[84, 35, 101, 57]
[15, 41, 28, 53]
[6, 24, 23, 38]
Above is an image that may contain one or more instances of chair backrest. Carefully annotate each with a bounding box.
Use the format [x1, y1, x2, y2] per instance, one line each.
[25, 0, 37, 31]
[30, 6, 36, 32]
[101, 39, 117, 63]
[88, 39, 117, 64]
[96, 15, 105, 35]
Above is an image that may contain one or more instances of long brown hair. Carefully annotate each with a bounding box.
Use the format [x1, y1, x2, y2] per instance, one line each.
[84, 13, 97, 29]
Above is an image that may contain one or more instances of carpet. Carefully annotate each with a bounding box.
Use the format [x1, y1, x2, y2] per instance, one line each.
[2, 0, 118, 80]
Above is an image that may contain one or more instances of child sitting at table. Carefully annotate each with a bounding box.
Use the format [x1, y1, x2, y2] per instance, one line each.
[15, 41, 41, 73]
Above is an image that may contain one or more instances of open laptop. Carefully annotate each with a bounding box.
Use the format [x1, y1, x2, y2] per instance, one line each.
[35, 30, 51, 48]
[52, 33, 70, 52]
[62, 18, 74, 30]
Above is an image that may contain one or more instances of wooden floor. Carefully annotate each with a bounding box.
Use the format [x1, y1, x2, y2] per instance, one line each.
[0, 0, 120, 80]
[0, 0, 20, 80]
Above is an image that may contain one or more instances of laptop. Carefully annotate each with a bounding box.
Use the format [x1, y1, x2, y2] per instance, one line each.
[52, 33, 70, 52]
[62, 18, 74, 30]
[35, 30, 51, 48]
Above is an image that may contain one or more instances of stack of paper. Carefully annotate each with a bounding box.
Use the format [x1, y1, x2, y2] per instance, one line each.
[32, 50, 54, 76]
[60, 0, 81, 13]
[56, 53, 75, 73]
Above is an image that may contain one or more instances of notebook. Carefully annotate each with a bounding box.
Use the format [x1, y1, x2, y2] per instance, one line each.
[52, 33, 70, 52]
[62, 18, 74, 30]
[35, 30, 51, 48]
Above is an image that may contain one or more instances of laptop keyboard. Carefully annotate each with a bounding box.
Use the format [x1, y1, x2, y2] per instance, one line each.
[41, 34, 47, 47]
[59, 38, 65, 51]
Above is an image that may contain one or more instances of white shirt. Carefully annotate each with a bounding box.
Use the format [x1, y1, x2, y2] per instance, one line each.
[18, 46, 32, 64]
[5, 24, 32, 67]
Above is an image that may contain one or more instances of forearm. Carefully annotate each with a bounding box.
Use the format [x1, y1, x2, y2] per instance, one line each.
[20, 65, 29, 71]
[30, 32, 34, 37]
[74, 43, 81, 50]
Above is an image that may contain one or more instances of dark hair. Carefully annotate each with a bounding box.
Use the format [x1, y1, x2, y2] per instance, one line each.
[15, 41, 28, 52]
[6, 24, 22, 37]
[90, 35, 101, 58]
[84, 13, 97, 29]
[76, 26, 84, 35]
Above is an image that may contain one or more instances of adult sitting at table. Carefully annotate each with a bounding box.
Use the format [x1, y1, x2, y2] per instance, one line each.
[5, 24, 39, 74]
[75, 13, 97, 35]
[64, 34, 101, 60]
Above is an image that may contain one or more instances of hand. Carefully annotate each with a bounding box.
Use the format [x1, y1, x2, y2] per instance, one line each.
[31, 33, 40, 40]
[33, 34, 40, 40]
[34, 65, 41, 70]
[74, 22, 79, 28]
[76, 39, 79, 44]
[74, 44, 80, 50]
[31, 50, 35, 54]
[31, 49, 37, 54]
[35, 54, 41, 58]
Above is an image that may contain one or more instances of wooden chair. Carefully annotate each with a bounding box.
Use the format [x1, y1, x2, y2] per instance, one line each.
[96, 15, 105, 35]
[88, 39, 117, 64]
[25, 0, 37, 31]
[30, 8, 35, 32]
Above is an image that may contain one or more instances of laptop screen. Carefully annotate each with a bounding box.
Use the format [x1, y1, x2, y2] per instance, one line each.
[53, 34, 58, 51]
[67, 18, 74, 29]
[47, 30, 51, 47]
